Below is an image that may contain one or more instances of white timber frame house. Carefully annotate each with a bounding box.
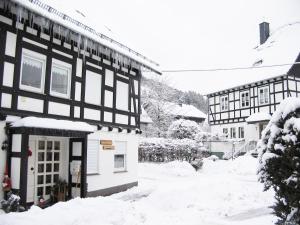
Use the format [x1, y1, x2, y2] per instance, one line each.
[207, 22, 300, 157]
[0, 0, 160, 208]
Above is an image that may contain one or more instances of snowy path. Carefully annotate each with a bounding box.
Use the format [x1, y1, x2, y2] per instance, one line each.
[0, 155, 276, 225]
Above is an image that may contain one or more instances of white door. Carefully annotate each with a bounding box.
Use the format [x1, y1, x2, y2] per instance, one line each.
[26, 140, 36, 203]
[35, 139, 62, 203]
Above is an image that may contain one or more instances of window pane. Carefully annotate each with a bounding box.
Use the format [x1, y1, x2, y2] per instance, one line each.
[46, 163, 52, 172]
[47, 152, 52, 161]
[114, 155, 125, 168]
[51, 65, 69, 95]
[54, 141, 60, 150]
[21, 56, 43, 89]
[38, 152, 45, 161]
[38, 164, 44, 173]
[37, 175, 44, 185]
[54, 152, 60, 161]
[38, 141, 45, 150]
[37, 187, 43, 196]
[47, 141, 52, 151]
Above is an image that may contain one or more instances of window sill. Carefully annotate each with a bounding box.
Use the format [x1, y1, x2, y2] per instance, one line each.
[113, 170, 128, 174]
[87, 173, 100, 176]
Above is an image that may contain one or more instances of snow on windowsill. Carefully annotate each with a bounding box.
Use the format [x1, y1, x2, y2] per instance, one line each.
[11, 116, 95, 132]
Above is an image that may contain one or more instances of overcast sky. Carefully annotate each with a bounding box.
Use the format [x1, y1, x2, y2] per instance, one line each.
[63, 0, 300, 94]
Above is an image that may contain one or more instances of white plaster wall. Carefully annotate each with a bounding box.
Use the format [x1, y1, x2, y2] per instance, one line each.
[48, 101, 70, 117]
[84, 108, 101, 121]
[210, 122, 260, 145]
[244, 123, 259, 142]
[87, 131, 139, 192]
[5, 31, 16, 57]
[17, 96, 44, 113]
[3, 62, 14, 87]
[0, 122, 7, 200]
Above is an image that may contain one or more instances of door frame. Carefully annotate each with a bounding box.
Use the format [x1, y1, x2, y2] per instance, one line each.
[68, 138, 87, 199]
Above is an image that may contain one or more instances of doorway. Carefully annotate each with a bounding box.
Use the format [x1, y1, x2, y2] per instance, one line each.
[26, 137, 66, 204]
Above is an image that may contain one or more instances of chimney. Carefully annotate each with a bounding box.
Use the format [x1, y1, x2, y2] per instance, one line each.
[259, 22, 270, 45]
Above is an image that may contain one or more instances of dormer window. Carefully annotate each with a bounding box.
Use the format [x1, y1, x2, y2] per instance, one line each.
[220, 95, 228, 111]
[20, 49, 46, 93]
[258, 86, 269, 105]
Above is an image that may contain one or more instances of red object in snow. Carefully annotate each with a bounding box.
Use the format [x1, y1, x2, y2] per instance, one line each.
[2, 174, 11, 192]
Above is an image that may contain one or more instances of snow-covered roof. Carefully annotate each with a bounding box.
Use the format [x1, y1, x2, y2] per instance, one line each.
[11, 117, 95, 132]
[164, 102, 207, 119]
[11, 0, 160, 74]
[140, 108, 153, 124]
[246, 112, 271, 124]
[208, 22, 300, 95]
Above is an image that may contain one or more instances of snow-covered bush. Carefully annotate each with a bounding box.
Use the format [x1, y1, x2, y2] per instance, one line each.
[167, 119, 200, 140]
[258, 97, 300, 224]
[139, 137, 210, 163]
[195, 131, 226, 142]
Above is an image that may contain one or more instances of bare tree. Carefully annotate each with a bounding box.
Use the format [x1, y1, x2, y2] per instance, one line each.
[142, 77, 176, 137]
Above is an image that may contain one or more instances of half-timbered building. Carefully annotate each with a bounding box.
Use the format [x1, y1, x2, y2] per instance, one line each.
[207, 22, 300, 157]
[0, 0, 160, 207]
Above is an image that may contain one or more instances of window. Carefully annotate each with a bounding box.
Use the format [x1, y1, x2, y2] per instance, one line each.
[258, 86, 269, 105]
[240, 91, 250, 108]
[114, 141, 127, 171]
[220, 95, 228, 111]
[20, 49, 46, 93]
[50, 59, 71, 98]
[238, 127, 244, 138]
[223, 128, 228, 137]
[230, 127, 236, 138]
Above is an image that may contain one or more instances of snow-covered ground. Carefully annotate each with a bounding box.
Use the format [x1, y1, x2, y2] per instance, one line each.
[0, 155, 276, 225]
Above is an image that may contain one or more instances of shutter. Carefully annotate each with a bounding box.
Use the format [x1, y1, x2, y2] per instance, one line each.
[87, 140, 99, 174]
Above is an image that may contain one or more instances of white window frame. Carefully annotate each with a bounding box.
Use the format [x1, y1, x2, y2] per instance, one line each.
[240, 90, 250, 108]
[19, 48, 46, 93]
[223, 128, 228, 137]
[50, 59, 72, 99]
[238, 127, 244, 139]
[230, 127, 236, 138]
[258, 86, 270, 105]
[220, 95, 229, 112]
[114, 141, 127, 172]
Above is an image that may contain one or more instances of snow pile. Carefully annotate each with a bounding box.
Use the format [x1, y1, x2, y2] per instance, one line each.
[0, 155, 276, 225]
[160, 160, 196, 177]
[11, 117, 95, 132]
